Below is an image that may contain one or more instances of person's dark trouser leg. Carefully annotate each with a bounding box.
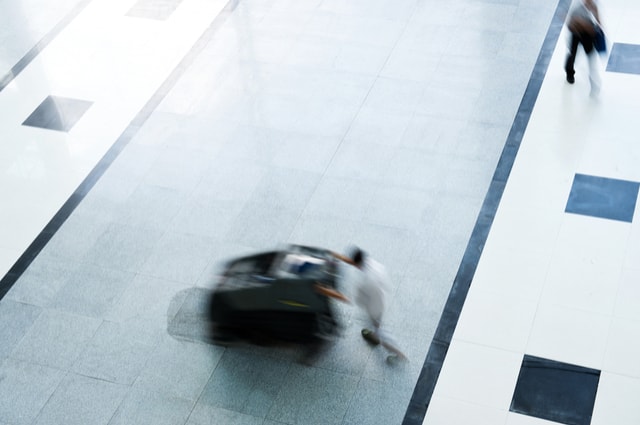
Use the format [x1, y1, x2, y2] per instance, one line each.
[565, 33, 580, 83]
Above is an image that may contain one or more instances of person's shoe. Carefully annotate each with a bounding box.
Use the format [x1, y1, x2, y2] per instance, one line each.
[361, 328, 380, 345]
[566, 73, 575, 84]
[386, 354, 399, 364]
[386, 354, 408, 365]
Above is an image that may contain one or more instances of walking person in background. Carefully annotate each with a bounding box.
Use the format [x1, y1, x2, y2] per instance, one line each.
[565, 0, 603, 95]
[333, 247, 407, 363]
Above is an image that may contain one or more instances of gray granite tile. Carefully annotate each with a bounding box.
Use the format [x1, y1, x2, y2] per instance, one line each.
[433, 55, 487, 91]
[106, 273, 189, 331]
[209, 124, 280, 166]
[385, 279, 446, 336]
[169, 196, 246, 240]
[5, 257, 76, 307]
[439, 157, 494, 199]
[344, 106, 412, 148]
[472, 85, 523, 125]
[105, 142, 161, 181]
[117, 183, 188, 228]
[72, 320, 159, 385]
[460, 2, 518, 31]
[290, 101, 361, 138]
[306, 324, 372, 376]
[361, 77, 424, 112]
[198, 348, 291, 418]
[303, 176, 378, 221]
[287, 214, 359, 253]
[49, 264, 134, 318]
[0, 358, 66, 425]
[10, 310, 101, 369]
[380, 47, 440, 83]
[43, 210, 115, 264]
[187, 405, 263, 425]
[166, 287, 221, 345]
[223, 203, 300, 250]
[350, 222, 419, 275]
[361, 326, 428, 385]
[271, 133, 343, 174]
[141, 147, 211, 192]
[452, 121, 510, 162]
[247, 167, 322, 211]
[108, 387, 193, 425]
[194, 160, 265, 205]
[140, 231, 218, 285]
[363, 185, 433, 231]
[81, 222, 164, 272]
[0, 299, 41, 358]
[416, 84, 482, 121]
[134, 333, 223, 401]
[161, 115, 237, 155]
[382, 148, 448, 192]
[399, 113, 462, 154]
[266, 364, 359, 424]
[325, 140, 397, 184]
[33, 373, 128, 425]
[342, 378, 413, 425]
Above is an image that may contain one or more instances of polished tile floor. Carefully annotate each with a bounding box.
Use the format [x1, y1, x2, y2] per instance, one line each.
[0, 0, 638, 424]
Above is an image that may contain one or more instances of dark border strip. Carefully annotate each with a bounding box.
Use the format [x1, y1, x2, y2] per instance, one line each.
[402, 0, 571, 423]
[0, 0, 93, 92]
[0, 0, 239, 299]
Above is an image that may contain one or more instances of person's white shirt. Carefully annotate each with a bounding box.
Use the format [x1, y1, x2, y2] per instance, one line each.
[354, 258, 390, 324]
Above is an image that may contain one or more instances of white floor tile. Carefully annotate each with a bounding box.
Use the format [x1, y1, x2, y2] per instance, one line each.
[425, 396, 508, 425]
[453, 286, 538, 352]
[472, 243, 550, 301]
[432, 341, 522, 410]
[540, 255, 622, 315]
[592, 372, 640, 425]
[553, 214, 631, 267]
[526, 303, 611, 370]
[505, 411, 565, 425]
[613, 267, 640, 321]
[603, 316, 640, 378]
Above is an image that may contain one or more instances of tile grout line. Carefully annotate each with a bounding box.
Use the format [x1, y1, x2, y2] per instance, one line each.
[401, 0, 572, 423]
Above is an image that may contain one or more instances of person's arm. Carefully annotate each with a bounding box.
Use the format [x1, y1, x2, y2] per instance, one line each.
[329, 251, 356, 266]
[586, 0, 601, 24]
[314, 283, 351, 303]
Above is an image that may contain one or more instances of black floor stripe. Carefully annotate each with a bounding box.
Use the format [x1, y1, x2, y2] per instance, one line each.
[0, 0, 239, 299]
[401, 0, 571, 423]
[0, 0, 93, 92]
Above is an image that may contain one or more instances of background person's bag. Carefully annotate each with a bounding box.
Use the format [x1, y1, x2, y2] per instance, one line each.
[594, 25, 607, 53]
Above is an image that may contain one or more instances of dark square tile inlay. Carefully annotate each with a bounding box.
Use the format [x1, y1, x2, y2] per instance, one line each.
[510, 355, 600, 425]
[22, 95, 93, 132]
[606, 43, 640, 75]
[565, 173, 639, 223]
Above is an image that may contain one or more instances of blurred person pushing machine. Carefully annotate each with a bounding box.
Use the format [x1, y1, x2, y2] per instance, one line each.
[332, 247, 407, 363]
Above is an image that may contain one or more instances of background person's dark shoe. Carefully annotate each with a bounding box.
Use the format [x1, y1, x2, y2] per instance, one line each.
[566, 73, 575, 84]
[361, 328, 380, 345]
